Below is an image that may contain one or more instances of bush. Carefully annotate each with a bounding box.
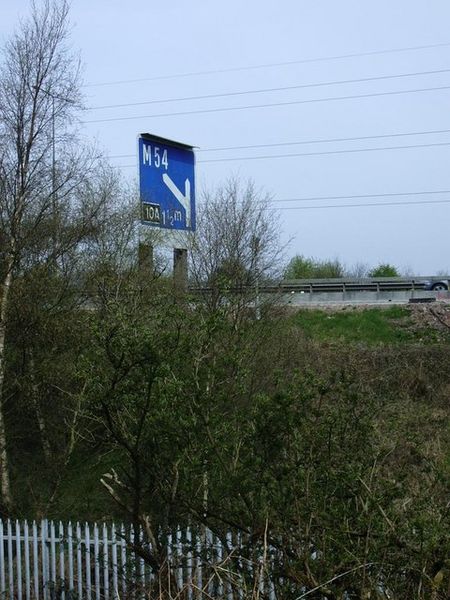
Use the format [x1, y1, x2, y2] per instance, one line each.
[284, 255, 345, 278]
[368, 263, 400, 277]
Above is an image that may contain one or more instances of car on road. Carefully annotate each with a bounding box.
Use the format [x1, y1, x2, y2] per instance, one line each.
[422, 279, 449, 291]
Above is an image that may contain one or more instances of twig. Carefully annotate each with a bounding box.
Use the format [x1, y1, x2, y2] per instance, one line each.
[294, 563, 375, 599]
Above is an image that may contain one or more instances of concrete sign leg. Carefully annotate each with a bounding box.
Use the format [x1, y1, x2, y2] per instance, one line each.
[173, 248, 188, 293]
[138, 243, 153, 276]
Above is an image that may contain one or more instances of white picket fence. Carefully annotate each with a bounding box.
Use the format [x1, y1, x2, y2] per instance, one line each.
[0, 519, 278, 600]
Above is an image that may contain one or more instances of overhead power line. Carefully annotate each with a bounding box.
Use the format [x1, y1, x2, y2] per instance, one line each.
[200, 127, 450, 153]
[84, 41, 450, 88]
[83, 84, 450, 124]
[115, 140, 450, 169]
[271, 189, 450, 203]
[274, 197, 450, 210]
[109, 127, 450, 159]
[199, 140, 450, 163]
[87, 68, 450, 111]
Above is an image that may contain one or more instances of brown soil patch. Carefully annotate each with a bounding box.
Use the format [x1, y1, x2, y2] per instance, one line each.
[409, 302, 450, 334]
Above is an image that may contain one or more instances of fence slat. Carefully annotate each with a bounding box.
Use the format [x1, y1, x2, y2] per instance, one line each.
[59, 522, 65, 600]
[76, 522, 82, 600]
[16, 520, 22, 600]
[103, 523, 109, 600]
[195, 531, 202, 599]
[8, 520, 14, 600]
[138, 526, 145, 598]
[226, 531, 233, 600]
[44, 520, 50, 593]
[130, 527, 136, 598]
[84, 522, 91, 599]
[50, 520, 56, 589]
[206, 528, 214, 598]
[40, 520, 47, 600]
[67, 522, 74, 594]
[147, 531, 154, 590]
[176, 528, 183, 593]
[94, 524, 100, 600]
[0, 519, 5, 596]
[32, 522, 39, 600]
[236, 531, 244, 600]
[120, 524, 127, 598]
[24, 521, 30, 600]
[216, 533, 223, 599]
[111, 523, 118, 598]
[186, 527, 193, 600]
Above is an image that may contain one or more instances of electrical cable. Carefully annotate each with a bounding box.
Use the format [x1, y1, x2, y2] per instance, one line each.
[274, 197, 450, 210]
[199, 128, 450, 153]
[271, 189, 450, 203]
[197, 140, 450, 163]
[87, 68, 450, 111]
[116, 138, 450, 169]
[115, 137, 450, 168]
[83, 41, 450, 88]
[114, 140, 450, 168]
[83, 84, 450, 124]
[109, 127, 450, 159]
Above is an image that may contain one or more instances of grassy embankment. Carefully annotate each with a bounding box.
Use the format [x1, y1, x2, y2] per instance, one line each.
[290, 305, 449, 345]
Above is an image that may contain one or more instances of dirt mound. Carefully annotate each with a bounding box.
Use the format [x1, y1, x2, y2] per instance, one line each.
[410, 302, 450, 334]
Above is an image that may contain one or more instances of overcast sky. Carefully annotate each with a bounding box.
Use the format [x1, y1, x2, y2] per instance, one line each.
[1, 0, 450, 274]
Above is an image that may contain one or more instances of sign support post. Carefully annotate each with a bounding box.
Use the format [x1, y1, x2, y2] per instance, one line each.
[173, 248, 188, 293]
[138, 242, 153, 276]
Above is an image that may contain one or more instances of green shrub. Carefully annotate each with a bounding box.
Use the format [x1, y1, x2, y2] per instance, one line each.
[368, 263, 400, 277]
[284, 254, 345, 278]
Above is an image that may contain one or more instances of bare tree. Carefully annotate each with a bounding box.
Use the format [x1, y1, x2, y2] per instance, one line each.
[346, 261, 370, 279]
[0, 0, 103, 510]
[190, 177, 284, 315]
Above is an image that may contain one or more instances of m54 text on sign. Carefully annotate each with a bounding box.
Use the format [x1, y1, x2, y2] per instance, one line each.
[138, 134, 196, 232]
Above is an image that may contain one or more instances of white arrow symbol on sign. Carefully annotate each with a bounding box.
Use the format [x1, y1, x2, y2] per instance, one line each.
[162, 173, 191, 228]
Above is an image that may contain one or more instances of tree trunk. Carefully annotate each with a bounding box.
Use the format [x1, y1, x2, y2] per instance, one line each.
[0, 264, 14, 512]
[29, 353, 52, 464]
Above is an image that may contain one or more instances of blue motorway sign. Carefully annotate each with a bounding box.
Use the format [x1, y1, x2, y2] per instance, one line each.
[138, 134, 196, 231]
